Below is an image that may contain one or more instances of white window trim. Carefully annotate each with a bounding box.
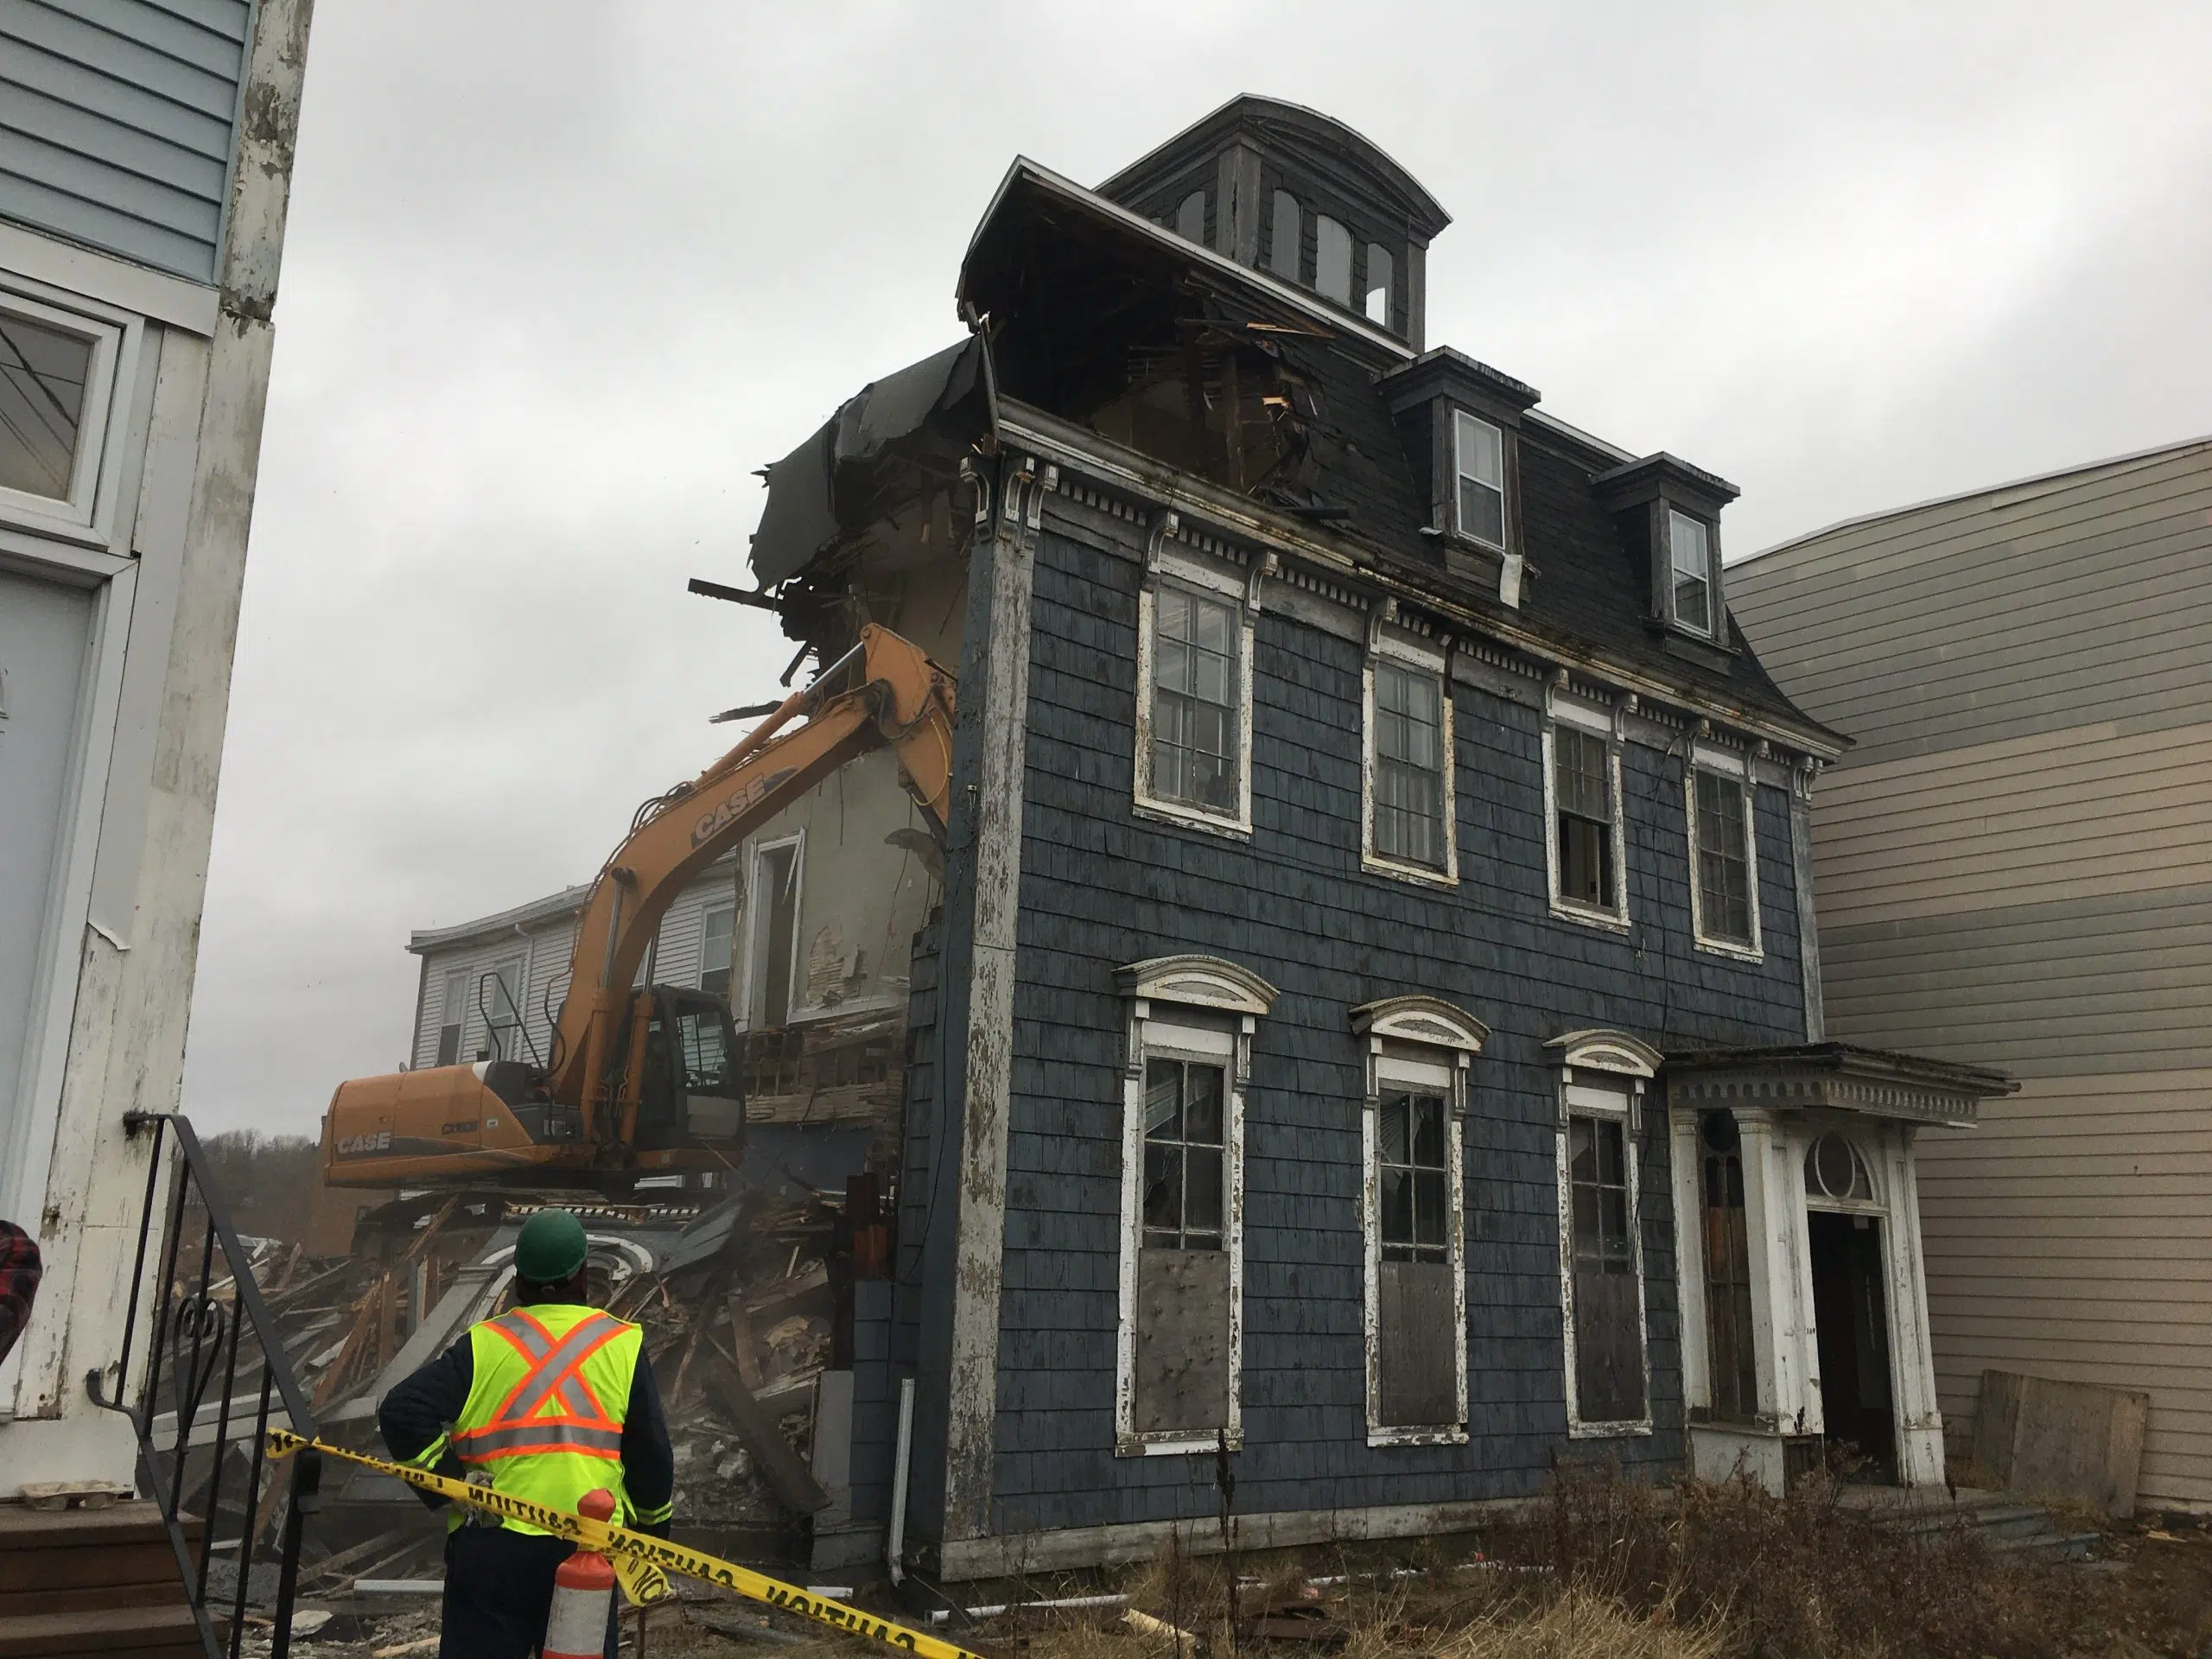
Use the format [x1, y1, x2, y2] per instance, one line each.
[699, 899, 738, 994]
[1353, 996, 1486, 1447]
[1665, 507, 1718, 639]
[1541, 693, 1630, 932]
[1133, 545, 1255, 840]
[1112, 956, 1278, 1457]
[1552, 1034, 1659, 1439]
[736, 830, 805, 1028]
[1362, 620, 1457, 887]
[1451, 408, 1508, 552]
[1684, 742, 1764, 963]
[1801, 1125, 1886, 1216]
[0, 279, 139, 549]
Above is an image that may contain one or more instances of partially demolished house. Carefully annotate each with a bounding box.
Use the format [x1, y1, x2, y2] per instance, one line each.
[372, 96, 2018, 1579]
[738, 96, 2013, 1575]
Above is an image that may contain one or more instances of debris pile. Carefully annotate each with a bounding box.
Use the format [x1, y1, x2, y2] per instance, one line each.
[214, 1168, 884, 1641]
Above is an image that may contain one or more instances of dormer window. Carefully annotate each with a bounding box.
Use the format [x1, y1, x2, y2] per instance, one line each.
[1315, 215, 1353, 306]
[1268, 191, 1299, 279]
[1670, 510, 1714, 636]
[1592, 452, 1741, 647]
[1453, 411, 1505, 549]
[1175, 190, 1206, 245]
[1363, 244, 1392, 326]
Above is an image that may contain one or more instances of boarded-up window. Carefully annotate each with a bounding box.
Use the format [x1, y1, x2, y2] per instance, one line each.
[1567, 1103, 1646, 1425]
[1554, 725, 1617, 912]
[1700, 1111, 1758, 1419]
[1375, 1087, 1457, 1427]
[1135, 1057, 1230, 1433]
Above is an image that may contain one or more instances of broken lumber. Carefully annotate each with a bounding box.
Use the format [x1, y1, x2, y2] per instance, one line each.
[697, 1357, 832, 1516]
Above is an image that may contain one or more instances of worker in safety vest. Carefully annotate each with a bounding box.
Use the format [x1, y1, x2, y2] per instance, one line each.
[378, 1209, 674, 1659]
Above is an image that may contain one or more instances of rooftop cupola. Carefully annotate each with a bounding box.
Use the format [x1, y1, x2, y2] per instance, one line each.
[1096, 94, 1451, 349]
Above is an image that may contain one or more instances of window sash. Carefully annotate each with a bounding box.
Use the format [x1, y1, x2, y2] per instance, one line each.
[1372, 661, 1446, 868]
[1694, 770, 1753, 944]
[1553, 726, 1617, 912]
[0, 306, 96, 503]
[1141, 1057, 1227, 1251]
[1377, 1090, 1450, 1262]
[1453, 410, 1505, 548]
[1670, 510, 1713, 634]
[1315, 215, 1353, 304]
[1149, 586, 1241, 814]
[1567, 1110, 1647, 1423]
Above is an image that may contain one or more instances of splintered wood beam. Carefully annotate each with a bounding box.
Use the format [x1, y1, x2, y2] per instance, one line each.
[697, 1357, 832, 1516]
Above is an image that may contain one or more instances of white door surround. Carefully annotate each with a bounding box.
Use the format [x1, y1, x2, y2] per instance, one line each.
[1665, 1046, 2013, 1493]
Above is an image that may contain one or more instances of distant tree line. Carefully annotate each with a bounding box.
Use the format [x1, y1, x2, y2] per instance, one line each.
[199, 1129, 321, 1251]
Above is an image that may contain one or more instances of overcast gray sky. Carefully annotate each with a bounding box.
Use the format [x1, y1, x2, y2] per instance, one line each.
[181, 1, 2212, 1137]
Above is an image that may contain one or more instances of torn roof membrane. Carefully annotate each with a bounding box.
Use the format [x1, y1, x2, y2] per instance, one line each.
[748, 335, 989, 589]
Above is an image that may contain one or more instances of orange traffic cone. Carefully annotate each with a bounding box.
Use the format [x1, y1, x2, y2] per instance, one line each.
[543, 1489, 618, 1659]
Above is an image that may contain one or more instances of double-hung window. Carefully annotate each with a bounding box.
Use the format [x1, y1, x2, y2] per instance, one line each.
[1686, 747, 1762, 957]
[1546, 706, 1626, 925]
[1557, 1069, 1650, 1433]
[0, 289, 128, 535]
[1453, 411, 1506, 549]
[1364, 641, 1454, 883]
[1669, 510, 1714, 636]
[1355, 997, 1485, 1445]
[1115, 957, 1275, 1455]
[700, 902, 736, 997]
[1137, 559, 1254, 836]
[435, 968, 468, 1066]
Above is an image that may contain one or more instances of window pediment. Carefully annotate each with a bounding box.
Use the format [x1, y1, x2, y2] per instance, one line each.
[1351, 995, 1488, 1055]
[1115, 955, 1279, 1017]
[1546, 1027, 1663, 1079]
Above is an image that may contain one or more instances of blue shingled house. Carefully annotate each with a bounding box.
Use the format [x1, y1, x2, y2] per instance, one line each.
[742, 96, 2012, 1580]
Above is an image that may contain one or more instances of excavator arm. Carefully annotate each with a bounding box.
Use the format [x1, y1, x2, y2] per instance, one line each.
[545, 624, 956, 1126]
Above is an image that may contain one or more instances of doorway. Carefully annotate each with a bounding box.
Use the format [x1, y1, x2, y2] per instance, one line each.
[1808, 1210, 1897, 1478]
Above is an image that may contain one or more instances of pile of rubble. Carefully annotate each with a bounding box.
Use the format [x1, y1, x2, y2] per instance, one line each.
[238, 1179, 866, 1610]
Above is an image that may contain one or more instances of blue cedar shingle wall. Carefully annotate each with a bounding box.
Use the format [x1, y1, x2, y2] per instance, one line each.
[0, 0, 253, 283]
[988, 499, 1806, 1536]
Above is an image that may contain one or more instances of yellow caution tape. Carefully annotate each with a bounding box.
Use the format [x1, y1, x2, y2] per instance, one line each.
[266, 1431, 987, 1659]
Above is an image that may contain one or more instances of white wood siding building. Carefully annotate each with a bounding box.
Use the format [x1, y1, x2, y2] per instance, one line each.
[0, 0, 313, 1495]
[1730, 436, 2212, 1512]
[406, 747, 942, 1074]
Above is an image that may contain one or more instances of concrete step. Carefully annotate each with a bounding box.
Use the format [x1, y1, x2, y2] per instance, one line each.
[0, 1604, 206, 1658]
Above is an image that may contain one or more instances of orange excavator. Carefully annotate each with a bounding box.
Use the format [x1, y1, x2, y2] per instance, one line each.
[319, 625, 957, 1194]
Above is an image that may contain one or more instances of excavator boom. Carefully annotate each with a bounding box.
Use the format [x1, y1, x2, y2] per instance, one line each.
[321, 625, 956, 1191]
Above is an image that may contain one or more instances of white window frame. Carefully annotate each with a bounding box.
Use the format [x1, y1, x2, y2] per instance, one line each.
[1111, 955, 1278, 1457]
[1684, 742, 1764, 962]
[1548, 1031, 1662, 1439]
[699, 899, 737, 996]
[1353, 996, 1487, 1446]
[0, 280, 137, 548]
[1541, 693, 1630, 931]
[1451, 409, 1507, 552]
[1362, 623, 1456, 887]
[737, 830, 806, 1027]
[1667, 508, 1717, 639]
[1134, 547, 1255, 839]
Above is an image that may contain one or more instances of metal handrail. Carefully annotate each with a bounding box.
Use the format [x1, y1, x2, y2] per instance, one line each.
[86, 1110, 322, 1659]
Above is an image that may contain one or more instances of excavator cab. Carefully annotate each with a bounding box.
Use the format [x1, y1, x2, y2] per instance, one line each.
[630, 987, 746, 1152]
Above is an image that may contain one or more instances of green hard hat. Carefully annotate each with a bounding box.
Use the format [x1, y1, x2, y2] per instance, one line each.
[514, 1209, 588, 1285]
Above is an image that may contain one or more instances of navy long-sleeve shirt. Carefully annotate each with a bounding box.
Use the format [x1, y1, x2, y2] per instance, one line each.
[377, 1309, 675, 1536]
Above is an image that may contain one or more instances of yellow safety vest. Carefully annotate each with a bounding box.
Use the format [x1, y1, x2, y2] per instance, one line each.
[441, 1303, 644, 1536]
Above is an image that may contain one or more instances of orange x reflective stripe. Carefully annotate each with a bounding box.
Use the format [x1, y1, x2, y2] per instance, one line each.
[452, 1309, 629, 1464]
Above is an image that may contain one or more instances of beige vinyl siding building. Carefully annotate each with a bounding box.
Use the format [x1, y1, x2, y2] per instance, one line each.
[1729, 435, 2212, 1513]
